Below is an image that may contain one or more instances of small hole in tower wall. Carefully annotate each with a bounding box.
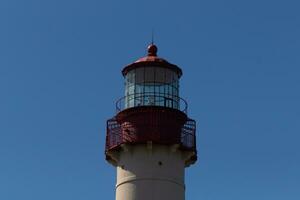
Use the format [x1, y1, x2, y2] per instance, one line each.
[121, 165, 125, 169]
[158, 161, 163, 166]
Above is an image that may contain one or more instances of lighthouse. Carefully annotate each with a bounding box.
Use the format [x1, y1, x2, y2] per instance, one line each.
[105, 44, 197, 200]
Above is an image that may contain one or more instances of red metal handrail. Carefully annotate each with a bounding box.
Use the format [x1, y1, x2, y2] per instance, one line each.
[106, 117, 196, 152]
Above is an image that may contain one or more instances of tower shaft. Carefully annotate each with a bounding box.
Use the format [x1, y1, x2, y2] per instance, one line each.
[112, 145, 190, 200]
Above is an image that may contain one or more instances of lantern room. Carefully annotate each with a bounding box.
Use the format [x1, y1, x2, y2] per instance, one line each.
[120, 44, 184, 111]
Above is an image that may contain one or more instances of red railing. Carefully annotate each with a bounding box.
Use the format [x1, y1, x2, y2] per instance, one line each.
[106, 118, 196, 152]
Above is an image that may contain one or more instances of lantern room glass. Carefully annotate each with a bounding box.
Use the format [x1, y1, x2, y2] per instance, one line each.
[124, 67, 180, 110]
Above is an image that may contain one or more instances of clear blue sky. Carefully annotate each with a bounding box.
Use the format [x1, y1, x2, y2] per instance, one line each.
[1, 0, 299, 199]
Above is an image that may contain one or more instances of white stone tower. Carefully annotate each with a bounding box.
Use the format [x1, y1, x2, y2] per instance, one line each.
[105, 44, 197, 200]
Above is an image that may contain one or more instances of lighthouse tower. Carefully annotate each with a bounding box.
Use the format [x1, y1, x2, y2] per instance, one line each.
[105, 44, 197, 200]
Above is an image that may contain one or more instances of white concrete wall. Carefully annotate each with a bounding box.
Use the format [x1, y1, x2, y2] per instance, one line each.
[114, 144, 188, 200]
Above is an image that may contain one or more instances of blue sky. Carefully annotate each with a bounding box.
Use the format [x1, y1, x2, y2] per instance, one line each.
[0, 0, 299, 199]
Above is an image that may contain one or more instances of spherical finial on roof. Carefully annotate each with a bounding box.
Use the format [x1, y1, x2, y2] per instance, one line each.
[147, 44, 158, 56]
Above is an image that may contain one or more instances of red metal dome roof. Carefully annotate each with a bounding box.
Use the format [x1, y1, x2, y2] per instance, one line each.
[122, 44, 183, 77]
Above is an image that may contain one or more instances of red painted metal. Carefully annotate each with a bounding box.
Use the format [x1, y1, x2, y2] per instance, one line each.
[147, 44, 158, 56]
[122, 45, 182, 77]
[106, 106, 196, 153]
[122, 60, 182, 78]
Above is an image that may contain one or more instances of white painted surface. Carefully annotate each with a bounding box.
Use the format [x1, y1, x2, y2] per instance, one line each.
[111, 144, 191, 200]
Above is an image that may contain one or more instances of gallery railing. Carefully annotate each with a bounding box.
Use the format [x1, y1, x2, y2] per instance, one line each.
[106, 117, 196, 152]
[116, 93, 188, 114]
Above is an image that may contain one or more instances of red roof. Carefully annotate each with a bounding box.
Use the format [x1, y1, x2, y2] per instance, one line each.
[122, 44, 183, 77]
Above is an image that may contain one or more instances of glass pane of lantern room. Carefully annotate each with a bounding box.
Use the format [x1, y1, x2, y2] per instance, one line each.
[145, 67, 155, 83]
[125, 71, 135, 109]
[143, 67, 155, 106]
[155, 67, 165, 84]
[134, 67, 145, 106]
